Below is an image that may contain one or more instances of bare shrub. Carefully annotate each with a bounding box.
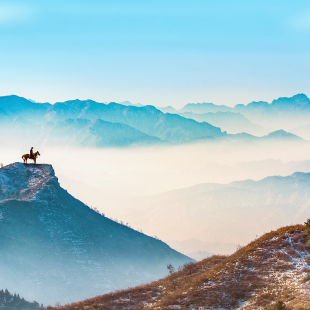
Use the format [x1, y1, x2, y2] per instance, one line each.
[292, 234, 300, 243]
[295, 243, 305, 252]
[300, 274, 310, 283]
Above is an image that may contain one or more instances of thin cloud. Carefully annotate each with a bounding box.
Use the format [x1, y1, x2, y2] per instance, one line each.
[291, 9, 310, 31]
[0, 3, 32, 25]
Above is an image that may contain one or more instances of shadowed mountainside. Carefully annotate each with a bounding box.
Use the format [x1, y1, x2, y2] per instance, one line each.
[1, 94, 308, 146]
[0, 163, 192, 305]
[0, 95, 225, 145]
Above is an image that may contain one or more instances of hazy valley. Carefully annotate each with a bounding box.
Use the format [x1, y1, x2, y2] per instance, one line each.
[1, 93, 310, 308]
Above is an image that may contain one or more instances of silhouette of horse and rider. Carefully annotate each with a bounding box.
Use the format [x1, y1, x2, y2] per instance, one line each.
[22, 147, 40, 165]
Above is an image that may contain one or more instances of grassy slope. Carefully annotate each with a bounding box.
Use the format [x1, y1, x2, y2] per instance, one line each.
[49, 224, 310, 310]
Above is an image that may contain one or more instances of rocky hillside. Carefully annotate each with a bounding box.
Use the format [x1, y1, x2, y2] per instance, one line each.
[50, 225, 310, 310]
[0, 163, 192, 306]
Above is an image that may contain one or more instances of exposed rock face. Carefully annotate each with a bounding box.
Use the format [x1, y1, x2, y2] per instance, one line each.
[0, 163, 192, 305]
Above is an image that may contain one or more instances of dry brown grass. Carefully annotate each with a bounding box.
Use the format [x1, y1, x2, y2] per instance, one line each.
[48, 224, 310, 310]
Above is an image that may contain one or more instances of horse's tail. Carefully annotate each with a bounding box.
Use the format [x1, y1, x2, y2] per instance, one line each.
[21, 155, 24, 160]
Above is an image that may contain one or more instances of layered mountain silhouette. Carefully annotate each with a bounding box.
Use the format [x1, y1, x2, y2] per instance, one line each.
[49, 225, 310, 310]
[0, 95, 226, 145]
[43, 118, 162, 147]
[178, 111, 267, 135]
[119, 172, 310, 255]
[162, 94, 310, 138]
[164, 93, 310, 115]
[222, 129, 304, 142]
[1, 94, 309, 146]
[0, 163, 192, 305]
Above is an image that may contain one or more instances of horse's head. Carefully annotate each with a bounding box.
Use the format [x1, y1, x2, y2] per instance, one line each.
[36, 151, 41, 156]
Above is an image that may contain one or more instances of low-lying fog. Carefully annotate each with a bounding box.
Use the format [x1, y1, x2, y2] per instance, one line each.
[2, 139, 310, 259]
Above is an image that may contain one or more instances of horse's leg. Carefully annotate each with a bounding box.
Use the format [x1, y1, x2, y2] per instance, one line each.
[34, 158, 36, 165]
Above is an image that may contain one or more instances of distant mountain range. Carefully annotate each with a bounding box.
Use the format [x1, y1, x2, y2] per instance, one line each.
[0, 94, 308, 147]
[43, 118, 162, 147]
[119, 171, 310, 255]
[0, 163, 192, 305]
[0, 95, 226, 146]
[160, 93, 310, 115]
[159, 93, 310, 138]
[178, 111, 267, 136]
[48, 224, 310, 310]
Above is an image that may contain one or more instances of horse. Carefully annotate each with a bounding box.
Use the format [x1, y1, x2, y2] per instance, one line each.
[22, 151, 40, 165]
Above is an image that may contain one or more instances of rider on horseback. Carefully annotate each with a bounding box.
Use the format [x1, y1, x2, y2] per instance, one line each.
[30, 147, 34, 159]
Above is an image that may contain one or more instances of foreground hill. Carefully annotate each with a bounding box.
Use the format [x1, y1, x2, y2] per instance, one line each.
[0, 163, 192, 305]
[119, 172, 310, 255]
[50, 224, 310, 309]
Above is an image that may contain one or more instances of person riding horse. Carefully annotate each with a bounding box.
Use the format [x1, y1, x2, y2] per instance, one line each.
[30, 147, 34, 159]
[22, 148, 40, 165]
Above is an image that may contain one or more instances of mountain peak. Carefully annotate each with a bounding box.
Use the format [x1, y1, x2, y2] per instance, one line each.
[264, 129, 303, 140]
[271, 93, 310, 107]
[0, 163, 57, 202]
[0, 162, 192, 305]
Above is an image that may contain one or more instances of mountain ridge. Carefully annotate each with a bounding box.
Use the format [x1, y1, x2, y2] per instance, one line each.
[0, 95, 226, 145]
[0, 163, 192, 305]
[117, 171, 310, 256]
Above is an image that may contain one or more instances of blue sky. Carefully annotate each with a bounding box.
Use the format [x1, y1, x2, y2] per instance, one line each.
[0, 0, 310, 108]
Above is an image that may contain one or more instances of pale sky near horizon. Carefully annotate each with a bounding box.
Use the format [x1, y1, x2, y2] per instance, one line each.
[0, 1, 310, 108]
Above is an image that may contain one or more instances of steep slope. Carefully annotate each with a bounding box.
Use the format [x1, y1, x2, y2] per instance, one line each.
[0, 163, 192, 305]
[118, 172, 310, 255]
[50, 225, 310, 310]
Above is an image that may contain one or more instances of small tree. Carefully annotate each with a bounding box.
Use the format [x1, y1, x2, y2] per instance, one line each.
[167, 264, 177, 290]
[304, 219, 310, 248]
[183, 262, 195, 275]
[167, 264, 175, 275]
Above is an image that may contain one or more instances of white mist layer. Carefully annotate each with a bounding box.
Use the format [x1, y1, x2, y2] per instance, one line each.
[2, 139, 310, 256]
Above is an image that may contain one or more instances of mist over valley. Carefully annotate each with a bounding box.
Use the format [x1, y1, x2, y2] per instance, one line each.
[1, 93, 310, 307]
